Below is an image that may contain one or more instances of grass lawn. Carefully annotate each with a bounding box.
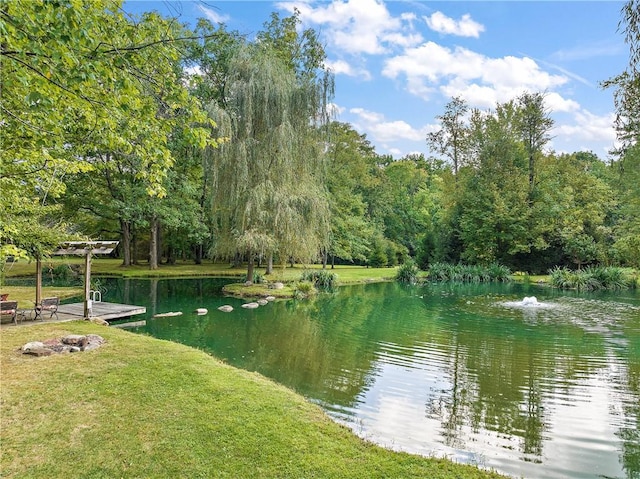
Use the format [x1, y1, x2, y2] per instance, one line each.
[0, 321, 507, 479]
[3, 257, 399, 282]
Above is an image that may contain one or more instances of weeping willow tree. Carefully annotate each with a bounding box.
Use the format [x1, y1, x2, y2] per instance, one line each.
[203, 43, 333, 281]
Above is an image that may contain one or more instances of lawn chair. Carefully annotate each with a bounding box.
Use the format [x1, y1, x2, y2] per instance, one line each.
[34, 297, 59, 321]
[1, 300, 18, 324]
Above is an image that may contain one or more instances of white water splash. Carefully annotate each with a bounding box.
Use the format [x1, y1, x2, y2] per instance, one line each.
[501, 296, 556, 309]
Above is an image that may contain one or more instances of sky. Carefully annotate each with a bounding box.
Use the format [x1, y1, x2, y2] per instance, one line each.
[124, 0, 630, 160]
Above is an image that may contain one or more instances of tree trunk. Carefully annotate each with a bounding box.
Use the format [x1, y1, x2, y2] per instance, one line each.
[266, 253, 274, 275]
[121, 219, 132, 266]
[157, 224, 162, 264]
[167, 245, 176, 265]
[194, 244, 203, 265]
[149, 217, 159, 270]
[331, 255, 335, 269]
[132, 231, 139, 265]
[322, 249, 328, 269]
[528, 153, 535, 205]
[246, 251, 254, 284]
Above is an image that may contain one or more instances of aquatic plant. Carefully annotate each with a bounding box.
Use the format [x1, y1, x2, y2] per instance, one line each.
[549, 266, 634, 290]
[300, 270, 338, 290]
[396, 259, 419, 284]
[427, 262, 511, 283]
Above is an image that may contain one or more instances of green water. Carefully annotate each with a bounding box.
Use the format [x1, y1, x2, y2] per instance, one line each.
[103, 278, 639, 479]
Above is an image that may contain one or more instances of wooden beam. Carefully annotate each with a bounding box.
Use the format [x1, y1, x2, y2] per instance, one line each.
[84, 251, 91, 319]
[36, 257, 42, 305]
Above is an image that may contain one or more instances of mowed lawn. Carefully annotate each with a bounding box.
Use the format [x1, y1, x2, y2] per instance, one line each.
[1, 321, 508, 479]
[2, 257, 397, 282]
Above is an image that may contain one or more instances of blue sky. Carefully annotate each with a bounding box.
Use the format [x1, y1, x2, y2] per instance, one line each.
[124, 1, 629, 160]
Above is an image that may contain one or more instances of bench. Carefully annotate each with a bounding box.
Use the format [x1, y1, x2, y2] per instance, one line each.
[1, 301, 19, 324]
[34, 297, 59, 321]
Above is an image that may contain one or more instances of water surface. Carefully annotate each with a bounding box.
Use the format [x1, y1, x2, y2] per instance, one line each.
[102, 278, 639, 479]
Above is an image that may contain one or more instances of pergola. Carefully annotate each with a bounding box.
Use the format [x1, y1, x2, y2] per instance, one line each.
[38, 241, 120, 319]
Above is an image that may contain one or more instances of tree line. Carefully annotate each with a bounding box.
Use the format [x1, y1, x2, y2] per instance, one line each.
[1, 0, 638, 281]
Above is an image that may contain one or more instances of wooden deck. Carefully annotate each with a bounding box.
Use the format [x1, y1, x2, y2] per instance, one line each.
[58, 302, 146, 321]
[2, 301, 146, 327]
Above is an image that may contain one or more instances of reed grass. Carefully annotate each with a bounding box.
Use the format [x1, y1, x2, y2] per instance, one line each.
[427, 262, 511, 283]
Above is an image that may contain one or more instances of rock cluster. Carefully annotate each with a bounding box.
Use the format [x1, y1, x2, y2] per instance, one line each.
[21, 334, 106, 357]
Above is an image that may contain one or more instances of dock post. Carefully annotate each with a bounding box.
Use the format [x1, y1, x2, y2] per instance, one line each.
[84, 250, 92, 319]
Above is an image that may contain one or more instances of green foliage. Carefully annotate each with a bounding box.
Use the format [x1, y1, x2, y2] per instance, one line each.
[428, 263, 511, 283]
[368, 237, 389, 268]
[1, 0, 213, 263]
[293, 280, 316, 299]
[612, 144, 640, 267]
[426, 96, 470, 175]
[326, 122, 376, 264]
[396, 259, 420, 284]
[549, 266, 635, 290]
[204, 38, 333, 276]
[247, 271, 265, 284]
[301, 270, 338, 290]
[3, 3, 635, 281]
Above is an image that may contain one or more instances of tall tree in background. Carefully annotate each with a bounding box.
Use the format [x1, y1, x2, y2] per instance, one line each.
[204, 43, 332, 281]
[516, 92, 554, 202]
[325, 122, 376, 268]
[458, 101, 530, 265]
[426, 96, 470, 177]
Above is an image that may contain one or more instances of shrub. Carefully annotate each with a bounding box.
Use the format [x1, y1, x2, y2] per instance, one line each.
[48, 264, 79, 281]
[300, 270, 338, 290]
[550, 266, 635, 290]
[293, 281, 316, 299]
[427, 262, 511, 283]
[487, 263, 511, 282]
[246, 271, 265, 284]
[396, 259, 419, 284]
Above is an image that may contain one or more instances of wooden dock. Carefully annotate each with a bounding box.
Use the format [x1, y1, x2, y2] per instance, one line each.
[57, 302, 146, 321]
[3, 302, 146, 327]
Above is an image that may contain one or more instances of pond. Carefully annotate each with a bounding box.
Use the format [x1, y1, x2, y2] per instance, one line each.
[102, 278, 639, 479]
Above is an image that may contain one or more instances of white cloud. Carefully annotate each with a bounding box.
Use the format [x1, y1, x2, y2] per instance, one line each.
[386, 147, 403, 156]
[545, 92, 580, 113]
[383, 42, 569, 107]
[350, 108, 437, 144]
[350, 107, 385, 124]
[197, 5, 230, 24]
[554, 110, 616, 144]
[424, 12, 485, 38]
[324, 59, 372, 80]
[277, 0, 420, 54]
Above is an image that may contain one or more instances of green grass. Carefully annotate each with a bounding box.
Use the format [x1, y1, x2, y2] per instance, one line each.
[4, 258, 398, 283]
[3, 258, 398, 301]
[0, 322, 507, 479]
[0, 285, 83, 305]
